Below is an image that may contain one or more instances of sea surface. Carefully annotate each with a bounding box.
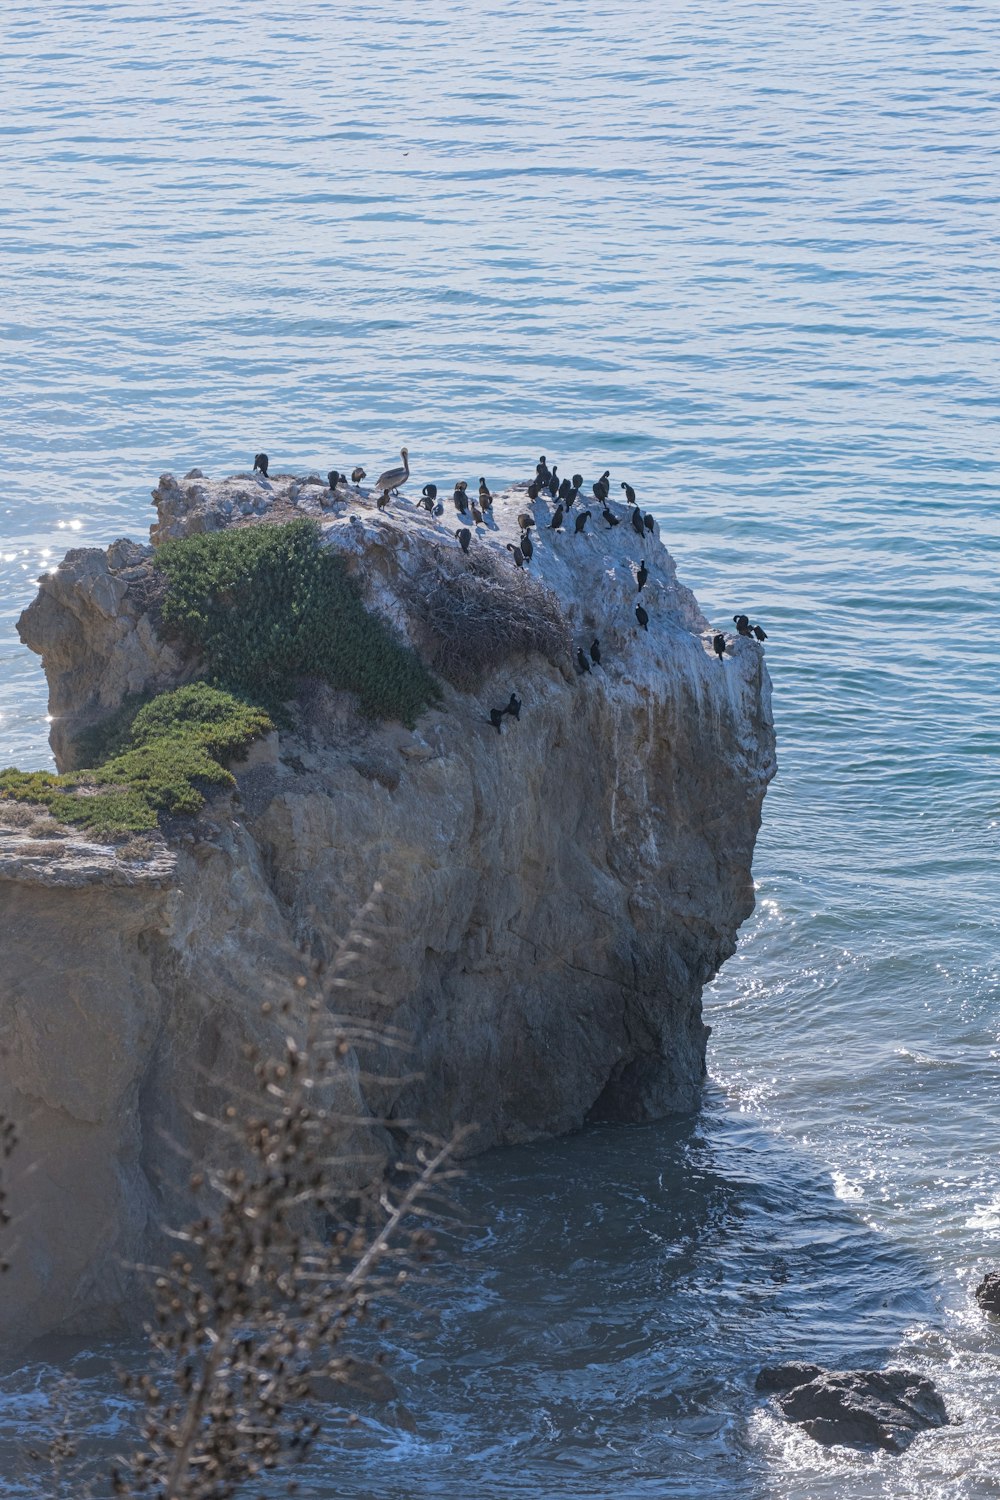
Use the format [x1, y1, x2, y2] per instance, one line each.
[1, 0, 999, 1495]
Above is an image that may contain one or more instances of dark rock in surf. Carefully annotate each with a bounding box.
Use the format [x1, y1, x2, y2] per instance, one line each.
[756, 1363, 948, 1454]
[975, 1271, 1000, 1313]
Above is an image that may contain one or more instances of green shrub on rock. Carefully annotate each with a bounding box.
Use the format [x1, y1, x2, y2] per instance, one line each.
[0, 684, 272, 839]
[155, 518, 439, 725]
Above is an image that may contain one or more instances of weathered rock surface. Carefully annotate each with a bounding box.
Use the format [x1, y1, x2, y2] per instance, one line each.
[756, 1363, 949, 1453]
[975, 1270, 1000, 1313]
[1, 465, 775, 1345]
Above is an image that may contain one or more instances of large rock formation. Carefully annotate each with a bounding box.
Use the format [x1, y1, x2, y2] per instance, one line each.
[0, 466, 775, 1345]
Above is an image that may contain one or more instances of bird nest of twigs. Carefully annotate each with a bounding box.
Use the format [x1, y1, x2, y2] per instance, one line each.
[405, 547, 570, 691]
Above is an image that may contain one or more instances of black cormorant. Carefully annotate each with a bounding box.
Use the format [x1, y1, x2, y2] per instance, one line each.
[351, 466, 366, 484]
[752, 623, 768, 641]
[621, 482, 636, 504]
[506, 543, 525, 568]
[505, 692, 521, 719]
[549, 504, 565, 530]
[636, 603, 649, 631]
[574, 510, 591, 534]
[643, 513, 654, 534]
[713, 633, 726, 661]
[602, 505, 620, 528]
[253, 452, 269, 477]
[590, 638, 601, 665]
[577, 648, 591, 674]
[489, 708, 504, 733]
[637, 561, 648, 591]
[631, 507, 645, 537]
[456, 527, 472, 554]
[520, 532, 534, 561]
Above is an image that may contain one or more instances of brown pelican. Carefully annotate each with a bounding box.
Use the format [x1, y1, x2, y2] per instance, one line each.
[374, 447, 410, 496]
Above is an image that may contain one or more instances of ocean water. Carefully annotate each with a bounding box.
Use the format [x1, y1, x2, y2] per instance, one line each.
[1, 0, 999, 1495]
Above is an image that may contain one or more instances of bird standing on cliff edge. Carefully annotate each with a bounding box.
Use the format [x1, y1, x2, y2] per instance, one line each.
[713, 633, 727, 661]
[253, 452, 269, 477]
[374, 447, 410, 497]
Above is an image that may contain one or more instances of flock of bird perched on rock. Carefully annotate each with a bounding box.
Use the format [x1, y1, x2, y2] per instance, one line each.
[251, 447, 768, 733]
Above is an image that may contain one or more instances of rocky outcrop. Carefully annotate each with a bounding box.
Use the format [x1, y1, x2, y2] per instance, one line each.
[756, 1363, 949, 1453]
[16, 536, 189, 770]
[975, 1271, 1000, 1313]
[1, 465, 775, 1345]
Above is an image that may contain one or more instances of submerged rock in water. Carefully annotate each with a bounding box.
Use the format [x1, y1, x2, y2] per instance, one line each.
[1, 467, 776, 1345]
[757, 1362, 949, 1453]
[975, 1271, 1000, 1313]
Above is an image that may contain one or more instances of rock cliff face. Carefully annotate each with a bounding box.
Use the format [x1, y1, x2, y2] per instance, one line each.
[0, 466, 775, 1346]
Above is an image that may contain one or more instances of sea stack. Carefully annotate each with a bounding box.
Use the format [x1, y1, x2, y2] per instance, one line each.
[0, 466, 776, 1347]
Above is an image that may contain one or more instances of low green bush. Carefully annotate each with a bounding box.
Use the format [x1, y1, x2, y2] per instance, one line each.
[0, 684, 272, 839]
[156, 518, 439, 725]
